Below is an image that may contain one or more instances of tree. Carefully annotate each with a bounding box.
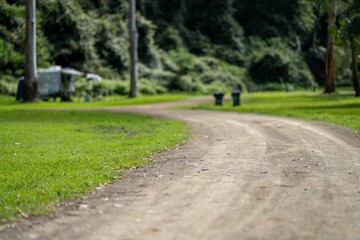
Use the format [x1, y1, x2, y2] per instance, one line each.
[24, 0, 38, 101]
[324, 0, 337, 93]
[349, 33, 360, 96]
[336, 0, 360, 96]
[342, 4, 360, 96]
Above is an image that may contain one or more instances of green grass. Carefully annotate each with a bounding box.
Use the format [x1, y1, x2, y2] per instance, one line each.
[190, 91, 360, 134]
[0, 95, 191, 223]
[0, 94, 193, 111]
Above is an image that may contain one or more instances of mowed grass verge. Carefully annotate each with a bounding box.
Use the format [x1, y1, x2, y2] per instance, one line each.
[0, 94, 193, 111]
[0, 100, 190, 223]
[189, 91, 360, 134]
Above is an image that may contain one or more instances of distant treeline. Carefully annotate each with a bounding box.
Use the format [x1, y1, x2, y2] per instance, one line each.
[0, 0, 356, 95]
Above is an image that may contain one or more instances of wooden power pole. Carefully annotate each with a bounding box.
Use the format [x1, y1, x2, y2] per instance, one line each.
[129, 0, 138, 98]
[24, 0, 38, 101]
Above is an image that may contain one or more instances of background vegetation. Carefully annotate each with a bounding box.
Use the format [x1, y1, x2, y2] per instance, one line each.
[1, 0, 358, 96]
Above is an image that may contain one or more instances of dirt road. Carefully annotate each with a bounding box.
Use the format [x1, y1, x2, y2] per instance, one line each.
[2, 97, 360, 240]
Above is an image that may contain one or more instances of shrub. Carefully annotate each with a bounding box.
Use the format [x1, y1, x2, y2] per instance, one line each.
[113, 80, 130, 95]
[137, 14, 162, 69]
[95, 17, 130, 72]
[158, 50, 179, 72]
[304, 46, 326, 86]
[0, 75, 18, 96]
[0, 39, 23, 75]
[156, 26, 184, 51]
[75, 79, 130, 99]
[247, 38, 315, 89]
[256, 82, 295, 92]
[203, 81, 230, 94]
[139, 78, 167, 95]
[139, 63, 176, 82]
[168, 48, 209, 74]
[93, 80, 130, 96]
[198, 71, 243, 89]
[167, 75, 194, 92]
[249, 53, 289, 84]
[190, 80, 207, 93]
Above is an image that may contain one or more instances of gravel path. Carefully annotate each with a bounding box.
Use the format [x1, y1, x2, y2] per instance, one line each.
[2, 97, 360, 240]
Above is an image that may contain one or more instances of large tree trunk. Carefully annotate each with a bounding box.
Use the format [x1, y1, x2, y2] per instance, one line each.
[350, 36, 360, 97]
[24, 0, 38, 102]
[129, 0, 138, 98]
[324, 0, 336, 94]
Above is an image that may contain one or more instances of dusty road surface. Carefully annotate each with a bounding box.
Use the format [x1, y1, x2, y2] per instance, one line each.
[1, 97, 360, 240]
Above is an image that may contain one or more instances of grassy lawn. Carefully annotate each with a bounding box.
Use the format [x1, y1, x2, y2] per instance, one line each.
[0, 93, 193, 111]
[0, 95, 190, 223]
[189, 91, 360, 134]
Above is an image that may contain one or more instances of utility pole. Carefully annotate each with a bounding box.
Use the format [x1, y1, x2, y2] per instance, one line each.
[24, 0, 38, 101]
[129, 0, 138, 98]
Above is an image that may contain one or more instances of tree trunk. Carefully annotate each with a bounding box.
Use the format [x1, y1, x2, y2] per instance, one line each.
[350, 36, 360, 97]
[324, 0, 336, 94]
[24, 0, 38, 101]
[129, 0, 138, 98]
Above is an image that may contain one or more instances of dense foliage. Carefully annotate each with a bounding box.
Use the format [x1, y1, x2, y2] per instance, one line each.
[0, 0, 357, 95]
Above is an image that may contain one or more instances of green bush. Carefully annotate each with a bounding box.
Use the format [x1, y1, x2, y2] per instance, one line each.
[94, 17, 130, 72]
[137, 14, 162, 69]
[168, 48, 209, 74]
[75, 79, 130, 100]
[189, 80, 207, 93]
[249, 54, 288, 84]
[156, 26, 184, 51]
[304, 46, 326, 86]
[158, 50, 180, 73]
[197, 69, 244, 91]
[0, 39, 23, 75]
[167, 75, 194, 92]
[139, 78, 167, 95]
[247, 38, 315, 89]
[92, 80, 130, 96]
[164, 48, 247, 93]
[74, 78, 169, 98]
[203, 81, 230, 94]
[113, 81, 130, 95]
[0, 75, 17, 96]
[256, 82, 295, 92]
